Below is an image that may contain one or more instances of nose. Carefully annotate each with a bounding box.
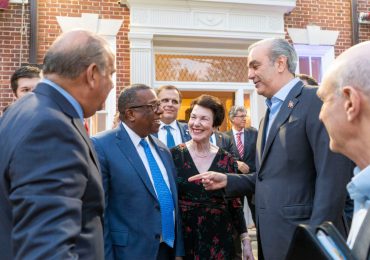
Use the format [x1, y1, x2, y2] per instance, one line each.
[248, 69, 255, 80]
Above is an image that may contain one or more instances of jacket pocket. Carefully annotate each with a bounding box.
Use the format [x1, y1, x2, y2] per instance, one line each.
[111, 231, 129, 246]
[282, 204, 312, 220]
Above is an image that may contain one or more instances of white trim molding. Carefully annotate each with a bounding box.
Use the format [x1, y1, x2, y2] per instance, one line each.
[56, 13, 123, 132]
[287, 25, 339, 45]
[9, 0, 28, 3]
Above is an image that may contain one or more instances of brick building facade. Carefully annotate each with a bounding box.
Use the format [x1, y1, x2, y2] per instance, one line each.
[1, 0, 369, 130]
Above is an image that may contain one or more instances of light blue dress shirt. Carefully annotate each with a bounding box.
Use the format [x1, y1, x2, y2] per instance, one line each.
[42, 78, 84, 122]
[265, 77, 300, 138]
[347, 165, 370, 247]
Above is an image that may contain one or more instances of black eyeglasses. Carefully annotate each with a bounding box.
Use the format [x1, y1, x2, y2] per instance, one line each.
[129, 101, 161, 112]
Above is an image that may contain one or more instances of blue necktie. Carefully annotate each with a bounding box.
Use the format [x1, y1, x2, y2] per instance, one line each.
[140, 139, 175, 247]
[164, 125, 176, 148]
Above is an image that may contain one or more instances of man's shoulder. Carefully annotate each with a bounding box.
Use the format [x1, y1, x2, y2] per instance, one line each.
[244, 127, 258, 134]
[92, 127, 120, 142]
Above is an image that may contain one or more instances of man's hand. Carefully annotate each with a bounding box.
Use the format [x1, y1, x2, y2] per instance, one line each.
[188, 171, 227, 190]
[237, 161, 250, 174]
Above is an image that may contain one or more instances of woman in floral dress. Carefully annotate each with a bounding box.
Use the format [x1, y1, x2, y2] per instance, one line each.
[171, 95, 254, 260]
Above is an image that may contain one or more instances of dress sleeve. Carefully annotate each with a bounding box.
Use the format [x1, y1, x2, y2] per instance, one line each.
[226, 154, 247, 234]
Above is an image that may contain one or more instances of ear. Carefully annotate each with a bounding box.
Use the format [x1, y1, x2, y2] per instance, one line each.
[125, 109, 136, 123]
[342, 86, 360, 122]
[86, 63, 99, 89]
[276, 55, 288, 73]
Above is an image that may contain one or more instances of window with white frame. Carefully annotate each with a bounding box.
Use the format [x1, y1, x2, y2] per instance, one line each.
[294, 44, 335, 84]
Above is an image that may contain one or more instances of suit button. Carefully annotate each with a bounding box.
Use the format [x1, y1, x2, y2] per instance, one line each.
[258, 176, 263, 181]
[155, 234, 160, 240]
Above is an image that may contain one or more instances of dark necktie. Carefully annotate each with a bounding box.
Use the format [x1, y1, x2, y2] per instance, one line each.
[140, 139, 175, 247]
[261, 107, 270, 153]
[164, 125, 176, 148]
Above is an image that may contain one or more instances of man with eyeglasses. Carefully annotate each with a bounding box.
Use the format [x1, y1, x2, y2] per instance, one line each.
[226, 106, 258, 229]
[154, 85, 191, 148]
[91, 84, 184, 260]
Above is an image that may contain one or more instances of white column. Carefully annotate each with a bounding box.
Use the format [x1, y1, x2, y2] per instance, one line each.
[128, 33, 154, 86]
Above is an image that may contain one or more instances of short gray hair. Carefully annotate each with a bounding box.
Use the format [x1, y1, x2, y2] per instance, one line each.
[228, 106, 247, 119]
[248, 38, 297, 74]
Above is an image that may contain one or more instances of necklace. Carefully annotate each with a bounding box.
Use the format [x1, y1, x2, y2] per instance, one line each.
[190, 142, 211, 158]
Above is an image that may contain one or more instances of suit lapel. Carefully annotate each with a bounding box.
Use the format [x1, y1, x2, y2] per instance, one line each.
[260, 82, 303, 166]
[256, 117, 266, 165]
[35, 83, 100, 169]
[242, 129, 249, 160]
[215, 132, 223, 147]
[72, 118, 100, 169]
[116, 124, 158, 199]
[177, 121, 190, 142]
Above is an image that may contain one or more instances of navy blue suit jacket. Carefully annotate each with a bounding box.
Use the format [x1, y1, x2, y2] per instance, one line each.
[0, 83, 104, 260]
[91, 124, 184, 259]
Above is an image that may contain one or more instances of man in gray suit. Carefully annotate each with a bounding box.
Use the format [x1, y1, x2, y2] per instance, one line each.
[189, 38, 353, 260]
[0, 30, 115, 259]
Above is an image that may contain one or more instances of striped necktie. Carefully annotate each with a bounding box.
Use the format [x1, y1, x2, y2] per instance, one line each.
[236, 131, 244, 158]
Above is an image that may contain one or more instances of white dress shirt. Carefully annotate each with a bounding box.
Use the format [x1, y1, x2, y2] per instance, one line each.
[158, 120, 183, 146]
[121, 122, 171, 193]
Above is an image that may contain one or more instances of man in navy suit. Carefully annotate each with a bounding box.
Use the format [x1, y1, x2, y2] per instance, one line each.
[91, 84, 184, 260]
[0, 30, 115, 259]
[189, 38, 353, 260]
[154, 85, 191, 148]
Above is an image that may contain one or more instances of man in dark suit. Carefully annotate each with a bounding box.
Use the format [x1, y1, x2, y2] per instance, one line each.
[210, 129, 235, 153]
[154, 85, 191, 148]
[91, 84, 184, 260]
[225, 106, 258, 223]
[189, 38, 353, 260]
[0, 30, 115, 259]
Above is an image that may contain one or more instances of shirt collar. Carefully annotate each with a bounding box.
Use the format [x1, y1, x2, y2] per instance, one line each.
[42, 78, 84, 122]
[265, 78, 300, 109]
[160, 120, 177, 129]
[232, 128, 243, 136]
[347, 165, 370, 202]
[121, 122, 148, 148]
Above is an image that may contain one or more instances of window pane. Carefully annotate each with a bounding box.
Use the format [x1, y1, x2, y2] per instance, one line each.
[155, 54, 248, 82]
[299, 56, 310, 75]
[311, 57, 322, 83]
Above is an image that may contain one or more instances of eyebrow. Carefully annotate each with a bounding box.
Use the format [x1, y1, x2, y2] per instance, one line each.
[248, 60, 259, 67]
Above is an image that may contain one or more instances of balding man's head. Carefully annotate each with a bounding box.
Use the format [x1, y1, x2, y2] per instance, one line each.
[323, 41, 370, 97]
[43, 30, 113, 79]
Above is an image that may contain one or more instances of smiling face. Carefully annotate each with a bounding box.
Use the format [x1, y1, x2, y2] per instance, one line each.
[130, 89, 163, 137]
[188, 104, 214, 143]
[248, 43, 281, 99]
[157, 88, 181, 124]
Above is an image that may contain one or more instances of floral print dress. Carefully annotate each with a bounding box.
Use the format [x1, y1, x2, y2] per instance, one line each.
[171, 144, 247, 260]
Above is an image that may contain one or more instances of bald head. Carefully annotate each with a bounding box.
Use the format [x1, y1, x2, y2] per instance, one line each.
[43, 30, 113, 79]
[323, 41, 370, 97]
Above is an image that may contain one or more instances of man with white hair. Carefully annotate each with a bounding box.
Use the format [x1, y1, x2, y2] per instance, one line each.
[317, 41, 370, 256]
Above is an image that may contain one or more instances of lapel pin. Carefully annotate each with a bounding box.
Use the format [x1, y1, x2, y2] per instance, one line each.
[288, 100, 294, 108]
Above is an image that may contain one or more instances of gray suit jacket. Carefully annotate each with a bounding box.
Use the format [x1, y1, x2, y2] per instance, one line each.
[225, 82, 353, 260]
[0, 83, 104, 260]
[91, 124, 184, 259]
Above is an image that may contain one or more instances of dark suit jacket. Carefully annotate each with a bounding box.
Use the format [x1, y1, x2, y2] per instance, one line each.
[225, 128, 258, 172]
[0, 83, 104, 260]
[91, 124, 184, 260]
[213, 131, 235, 155]
[225, 82, 353, 260]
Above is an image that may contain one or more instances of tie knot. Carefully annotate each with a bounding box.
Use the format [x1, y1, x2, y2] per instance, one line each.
[164, 125, 172, 130]
[140, 138, 149, 148]
[237, 131, 243, 137]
